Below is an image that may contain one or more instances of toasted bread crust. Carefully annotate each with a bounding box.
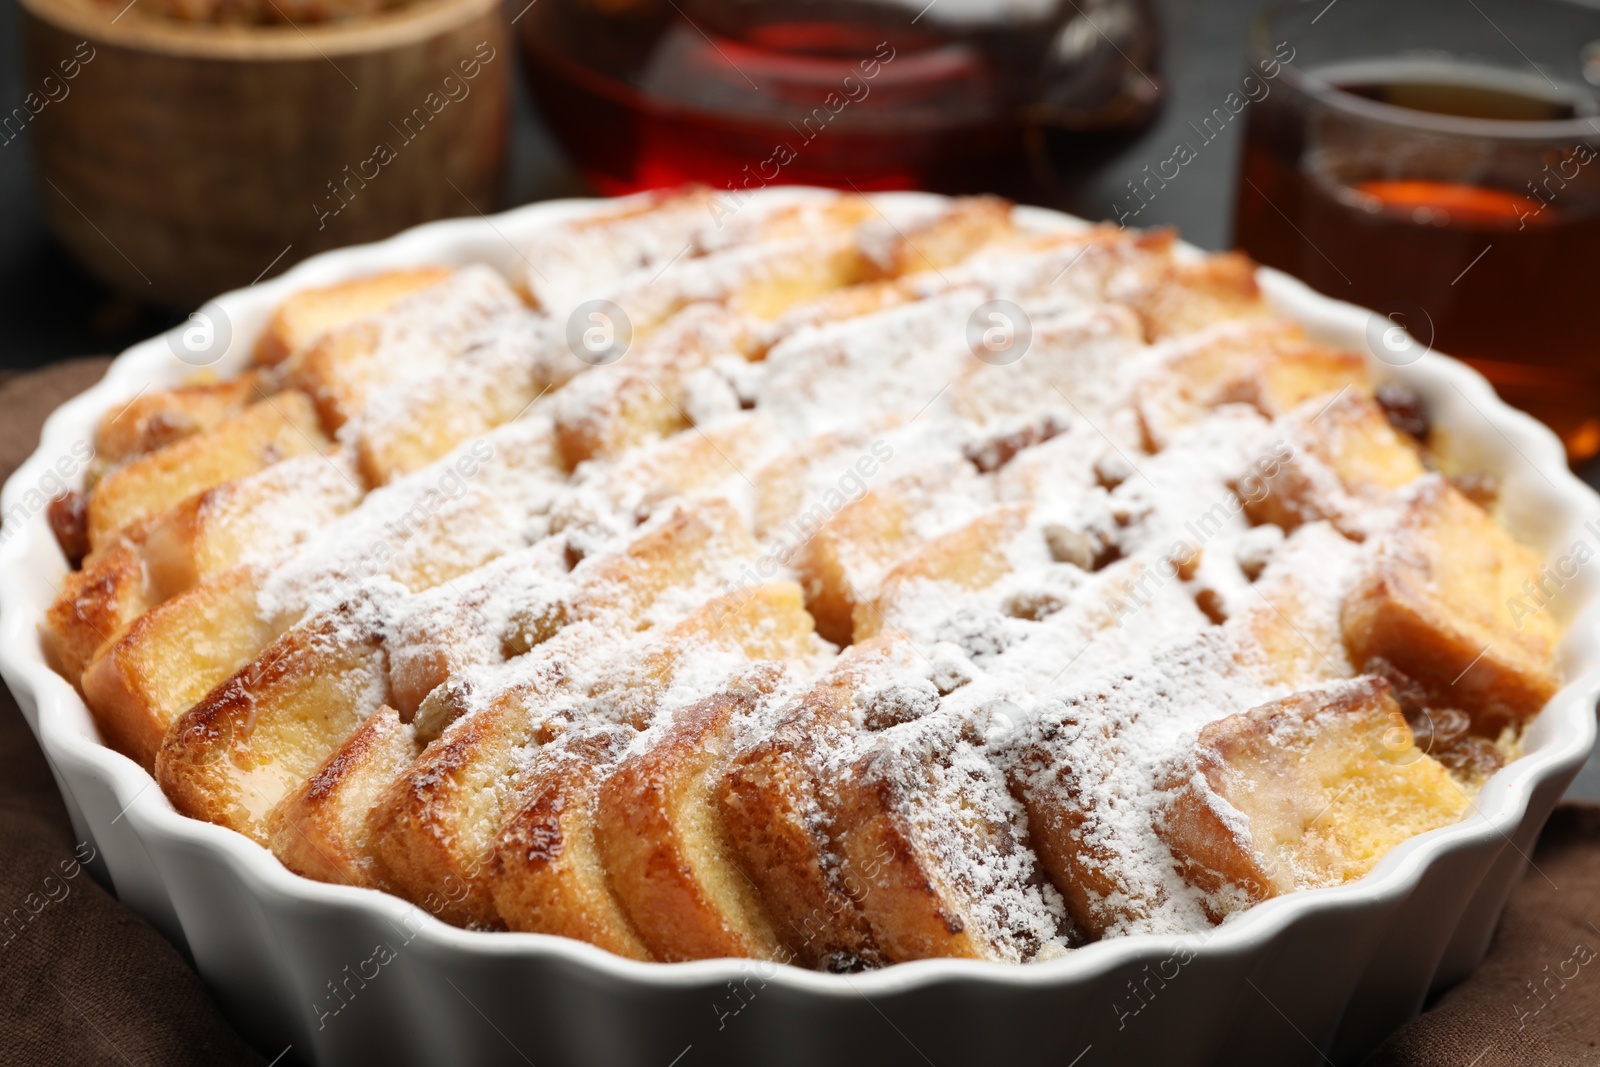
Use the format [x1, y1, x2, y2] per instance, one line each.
[355, 372, 542, 486]
[1010, 767, 1126, 938]
[794, 488, 914, 647]
[716, 639, 915, 968]
[870, 195, 1015, 278]
[489, 726, 652, 960]
[1341, 479, 1561, 733]
[857, 504, 1030, 641]
[719, 731, 875, 965]
[87, 391, 328, 553]
[90, 373, 264, 485]
[1244, 393, 1425, 536]
[1139, 321, 1370, 449]
[1123, 251, 1272, 341]
[156, 601, 390, 843]
[719, 727, 884, 964]
[80, 565, 272, 770]
[596, 668, 788, 961]
[43, 539, 153, 687]
[554, 309, 753, 468]
[253, 269, 452, 366]
[1156, 678, 1467, 916]
[138, 453, 364, 600]
[267, 705, 420, 887]
[365, 688, 542, 928]
[835, 773, 992, 961]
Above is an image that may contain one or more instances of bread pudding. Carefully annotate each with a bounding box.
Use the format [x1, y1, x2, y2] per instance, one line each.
[40, 189, 1563, 968]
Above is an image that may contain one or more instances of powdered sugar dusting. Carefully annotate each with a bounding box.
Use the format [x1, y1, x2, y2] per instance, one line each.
[857, 707, 1071, 961]
[124, 191, 1459, 964]
[1004, 630, 1275, 936]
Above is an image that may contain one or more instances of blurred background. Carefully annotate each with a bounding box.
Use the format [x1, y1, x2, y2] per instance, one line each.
[0, 0, 1262, 367]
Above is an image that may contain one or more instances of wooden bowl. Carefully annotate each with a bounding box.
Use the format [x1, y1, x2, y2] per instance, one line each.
[19, 0, 508, 308]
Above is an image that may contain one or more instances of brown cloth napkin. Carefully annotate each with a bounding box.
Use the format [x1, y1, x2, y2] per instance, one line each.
[0, 359, 1595, 1067]
[1363, 804, 1600, 1067]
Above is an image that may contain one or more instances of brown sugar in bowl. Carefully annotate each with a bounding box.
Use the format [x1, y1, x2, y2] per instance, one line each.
[18, 0, 508, 307]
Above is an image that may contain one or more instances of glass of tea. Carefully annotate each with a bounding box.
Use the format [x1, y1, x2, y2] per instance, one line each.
[1233, 0, 1600, 459]
[515, 0, 1163, 197]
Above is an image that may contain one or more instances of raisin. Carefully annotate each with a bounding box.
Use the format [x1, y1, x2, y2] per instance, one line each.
[47, 491, 90, 568]
[1436, 736, 1505, 782]
[1043, 524, 1096, 569]
[1409, 706, 1471, 755]
[1449, 471, 1500, 510]
[1375, 382, 1431, 441]
[1043, 523, 1119, 571]
[1094, 451, 1135, 490]
[1004, 589, 1067, 621]
[562, 540, 585, 571]
[1194, 587, 1228, 625]
[962, 414, 1067, 473]
[1234, 525, 1283, 582]
[1361, 656, 1431, 720]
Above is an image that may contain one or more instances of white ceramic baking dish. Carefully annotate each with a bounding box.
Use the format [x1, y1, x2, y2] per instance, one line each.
[2, 191, 1596, 1067]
